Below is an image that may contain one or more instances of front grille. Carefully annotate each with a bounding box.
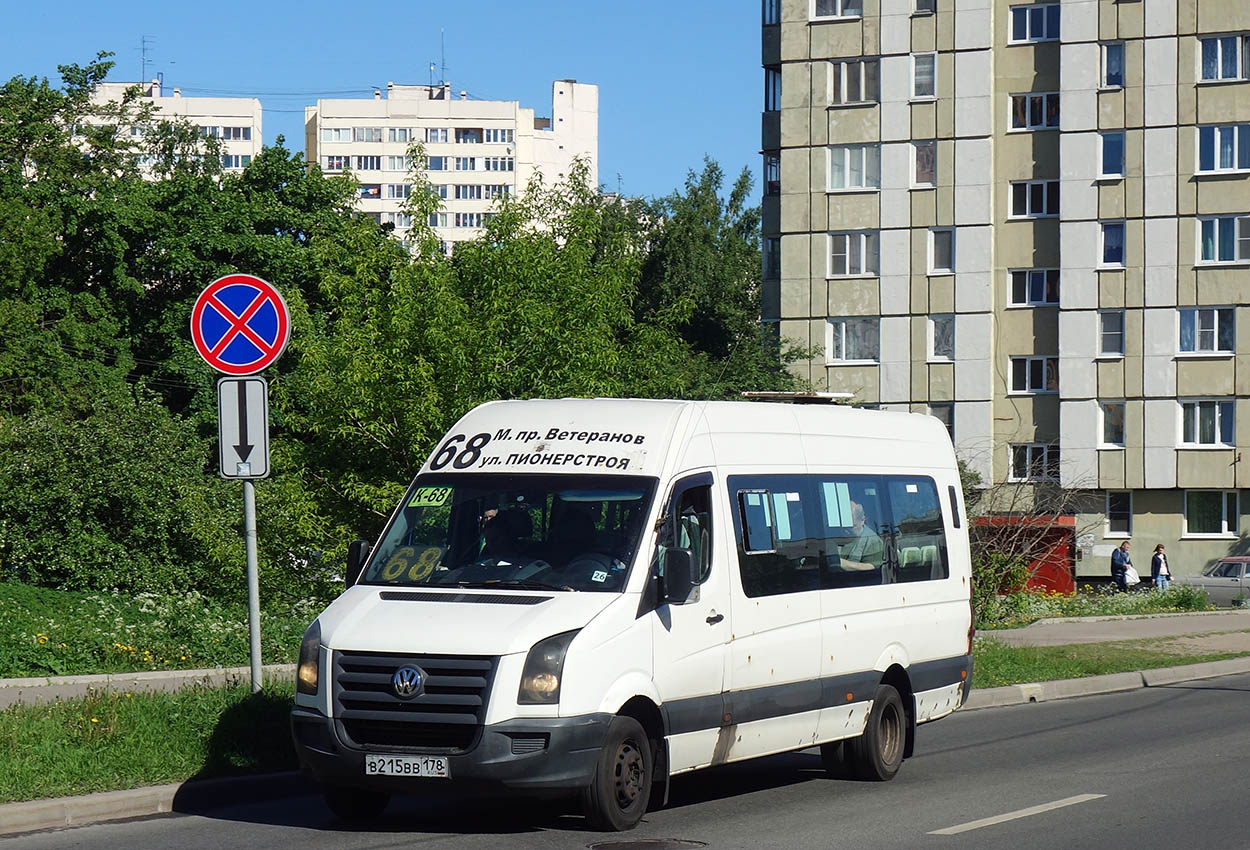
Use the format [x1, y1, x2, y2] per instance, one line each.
[333, 650, 497, 753]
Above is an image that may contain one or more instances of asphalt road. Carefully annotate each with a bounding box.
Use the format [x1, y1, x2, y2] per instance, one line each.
[5, 672, 1248, 850]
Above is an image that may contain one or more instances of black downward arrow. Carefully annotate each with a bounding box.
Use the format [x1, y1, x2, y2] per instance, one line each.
[235, 381, 254, 461]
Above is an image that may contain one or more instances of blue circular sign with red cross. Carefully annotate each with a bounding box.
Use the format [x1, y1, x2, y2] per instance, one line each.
[190, 274, 291, 375]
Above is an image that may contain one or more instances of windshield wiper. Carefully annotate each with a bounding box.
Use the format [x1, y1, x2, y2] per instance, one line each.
[457, 579, 575, 592]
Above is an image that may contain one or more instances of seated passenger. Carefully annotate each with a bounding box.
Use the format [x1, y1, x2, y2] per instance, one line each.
[548, 505, 597, 565]
[480, 508, 532, 565]
[839, 501, 884, 571]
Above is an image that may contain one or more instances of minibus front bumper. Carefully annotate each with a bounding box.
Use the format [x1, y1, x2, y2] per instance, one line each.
[290, 707, 611, 792]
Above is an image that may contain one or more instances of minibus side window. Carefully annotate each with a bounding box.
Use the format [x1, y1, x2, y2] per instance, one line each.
[732, 477, 824, 597]
[739, 490, 775, 553]
[816, 477, 889, 588]
[886, 478, 949, 581]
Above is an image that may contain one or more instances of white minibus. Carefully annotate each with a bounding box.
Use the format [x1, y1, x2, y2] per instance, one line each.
[291, 398, 973, 830]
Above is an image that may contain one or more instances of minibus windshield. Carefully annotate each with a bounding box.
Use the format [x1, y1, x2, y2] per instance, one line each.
[360, 473, 658, 592]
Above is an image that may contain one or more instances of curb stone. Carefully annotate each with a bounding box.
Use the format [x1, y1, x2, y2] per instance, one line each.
[0, 664, 296, 710]
[4, 658, 1250, 837]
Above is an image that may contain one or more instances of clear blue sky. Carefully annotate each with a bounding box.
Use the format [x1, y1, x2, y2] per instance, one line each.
[2, 1, 763, 202]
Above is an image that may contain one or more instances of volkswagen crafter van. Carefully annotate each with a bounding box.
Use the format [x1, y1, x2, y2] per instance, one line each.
[291, 398, 973, 830]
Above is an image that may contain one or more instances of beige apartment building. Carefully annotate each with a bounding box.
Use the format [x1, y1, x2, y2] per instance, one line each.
[762, 0, 1250, 577]
[304, 81, 598, 251]
[90, 79, 262, 172]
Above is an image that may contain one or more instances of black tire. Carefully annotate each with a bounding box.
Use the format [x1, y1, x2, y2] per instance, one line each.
[580, 715, 653, 831]
[845, 684, 906, 782]
[323, 785, 391, 823]
[819, 739, 850, 778]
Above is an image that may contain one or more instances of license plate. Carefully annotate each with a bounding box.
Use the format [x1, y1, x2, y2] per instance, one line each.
[364, 754, 450, 778]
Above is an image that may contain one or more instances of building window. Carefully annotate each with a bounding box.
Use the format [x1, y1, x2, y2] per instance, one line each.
[484, 157, 514, 171]
[426, 128, 449, 143]
[1099, 311, 1125, 355]
[391, 155, 417, 171]
[357, 183, 381, 199]
[1010, 355, 1059, 393]
[1010, 180, 1060, 218]
[387, 183, 412, 199]
[322, 155, 349, 171]
[829, 144, 881, 190]
[1180, 399, 1235, 446]
[483, 129, 514, 144]
[1198, 125, 1250, 173]
[1179, 307, 1234, 353]
[829, 231, 879, 277]
[929, 229, 955, 274]
[827, 317, 879, 363]
[354, 155, 381, 171]
[1102, 42, 1125, 88]
[1101, 221, 1126, 267]
[454, 157, 476, 171]
[454, 184, 483, 200]
[813, 0, 863, 19]
[454, 212, 485, 228]
[454, 128, 482, 144]
[353, 127, 383, 143]
[484, 184, 510, 200]
[388, 128, 413, 143]
[321, 127, 352, 142]
[929, 314, 954, 361]
[913, 140, 937, 187]
[1106, 491, 1132, 535]
[1101, 402, 1126, 447]
[383, 212, 412, 228]
[764, 153, 781, 195]
[912, 53, 937, 99]
[1009, 443, 1060, 482]
[914, 0, 936, 12]
[1184, 490, 1239, 537]
[765, 67, 782, 112]
[1199, 35, 1250, 82]
[428, 212, 448, 228]
[1199, 216, 1250, 263]
[1009, 269, 1060, 306]
[1010, 92, 1060, 130]
[831, 59, 880, 105]
[764, 237, 781, 279]
[928, 404, 954, 440]
[1009, 3, 1060, 43]
[221, 154, 251, 170]
[1100, 132, 1125, 178]
[763, 0, 780, 24]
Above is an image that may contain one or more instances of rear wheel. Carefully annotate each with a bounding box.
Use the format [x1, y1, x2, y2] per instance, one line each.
[580, 716, 653, 831]
[323, 785, 391, 823]
[845, 684, 906, 781]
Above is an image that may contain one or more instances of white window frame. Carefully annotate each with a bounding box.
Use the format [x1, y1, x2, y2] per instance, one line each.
[322, 155, 349, 171]
[1099, 310, 1125, 357]
[425, 128, 449, 144]
[353, 127, 383, 143]
[388, 128, 413, 143]
[1009, 355, 1059, 394]
[826, 317, 879, 364]
[354, 155, 382, 171]
[1100, 131, 1125, 178]
[828, 231, 880, 277]
[1183, 490, 1240, 538]
[1009, 180, 1060, 218]
[1009, 3, 1060, 44]
[912, 53, 937, 100]
[1199, 34, 1250, 82]
[812, 0, 863, 20]
[1009, 92, 1060, 131]
[1179, 398, 1236, 447]
[1101, 42, 1126, 88]
[828, 144, 881, 191]
[1100, 402, 1126, 448]
[1105, 490, 1132, 537]
[929, 228, 955, 275]
[1009, 443, 1061, 482]
[321, 127, 352, 143]
[1197, 124, 1250, 174]
[1198, 215, 1250, 264]
[912, 140, 937, 188]
[1100, 221, 1126, 268]
[1008, 268, 1060, 306]
[830, 59, 880, 105]
[1178, 306, 1235, 355]
[928, 314, 955, 362]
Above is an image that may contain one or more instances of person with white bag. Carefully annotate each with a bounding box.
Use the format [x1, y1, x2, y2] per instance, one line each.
[1111, 540, 1134, 592]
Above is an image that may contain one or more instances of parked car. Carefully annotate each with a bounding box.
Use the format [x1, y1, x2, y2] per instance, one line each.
[1174, 556, 1250, 606]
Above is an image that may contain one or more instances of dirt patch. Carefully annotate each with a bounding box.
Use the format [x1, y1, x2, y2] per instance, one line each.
[1116, 630, 1250, 656]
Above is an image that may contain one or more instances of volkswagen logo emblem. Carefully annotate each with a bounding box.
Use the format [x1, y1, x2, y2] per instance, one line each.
[392, 665, 424, 699]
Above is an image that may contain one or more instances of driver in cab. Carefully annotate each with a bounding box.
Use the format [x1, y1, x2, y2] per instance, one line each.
[479, 508, 531, 566]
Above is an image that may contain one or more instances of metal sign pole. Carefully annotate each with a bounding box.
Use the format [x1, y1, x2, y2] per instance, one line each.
[243, 479, 262, 693]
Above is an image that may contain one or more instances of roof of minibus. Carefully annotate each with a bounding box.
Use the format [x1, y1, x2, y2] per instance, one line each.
[424, 398, 954, 478]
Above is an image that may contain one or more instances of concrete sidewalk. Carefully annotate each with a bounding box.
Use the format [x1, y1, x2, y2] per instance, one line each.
[979, 609, 1250, 647]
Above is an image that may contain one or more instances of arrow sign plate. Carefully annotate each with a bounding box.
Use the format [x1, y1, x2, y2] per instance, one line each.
[217, 376, 270, 479]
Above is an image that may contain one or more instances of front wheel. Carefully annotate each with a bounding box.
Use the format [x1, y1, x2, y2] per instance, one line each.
[845, 684, 906, 781]
[580, 716, 653, 831]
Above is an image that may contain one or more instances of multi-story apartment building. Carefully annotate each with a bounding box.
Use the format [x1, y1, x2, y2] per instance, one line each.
[90, 79, 262, 172]
[304, 80, 598, 250]
[763, 0, 1250, 577]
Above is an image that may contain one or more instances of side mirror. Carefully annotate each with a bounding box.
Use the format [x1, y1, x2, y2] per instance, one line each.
[346, 539, 371, 588]
[662, 548, 695, 604]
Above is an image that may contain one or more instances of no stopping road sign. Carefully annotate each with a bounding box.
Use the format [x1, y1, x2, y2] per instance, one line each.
[191, 274, 290, 375]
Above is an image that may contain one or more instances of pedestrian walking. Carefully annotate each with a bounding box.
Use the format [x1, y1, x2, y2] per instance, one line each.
[1111, 540, 1132, 592]
[1151, 544, 1171, 591]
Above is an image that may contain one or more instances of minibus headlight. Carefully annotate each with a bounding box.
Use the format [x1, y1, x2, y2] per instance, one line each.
[518, 630, 579, 705]
[297, 620, 321, 696]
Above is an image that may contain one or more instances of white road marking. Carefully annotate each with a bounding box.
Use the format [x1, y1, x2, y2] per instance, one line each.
[928, 794, 1106, 836]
